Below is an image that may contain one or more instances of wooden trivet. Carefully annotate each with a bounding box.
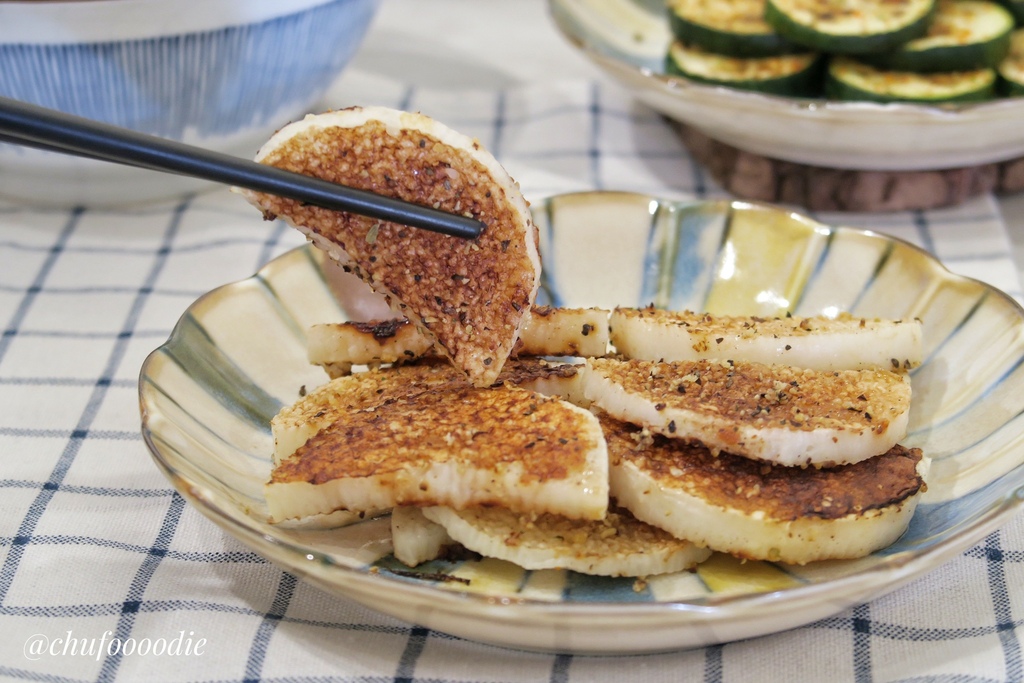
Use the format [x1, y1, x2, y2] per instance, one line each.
[675, 123, 1024, 212]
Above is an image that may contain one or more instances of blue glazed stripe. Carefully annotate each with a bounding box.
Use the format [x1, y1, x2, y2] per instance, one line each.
[0, 0, 376, 139]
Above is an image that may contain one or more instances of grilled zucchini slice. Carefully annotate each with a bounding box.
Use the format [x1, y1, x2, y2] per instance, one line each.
[765, 0, 937, 54]
[666, 40, 823, 96]
[998, 28, 1024, 95]
[826, 56, 997, 102]
[996, 0, 1024, 23]
[862, 0, 1014, 72]
[667, 0, 799, 57]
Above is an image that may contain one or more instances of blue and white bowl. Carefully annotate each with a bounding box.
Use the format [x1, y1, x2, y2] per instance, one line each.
[0, 0, 379, 205]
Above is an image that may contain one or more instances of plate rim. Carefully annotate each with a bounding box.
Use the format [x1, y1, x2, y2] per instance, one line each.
[138, 190, 1024, 652]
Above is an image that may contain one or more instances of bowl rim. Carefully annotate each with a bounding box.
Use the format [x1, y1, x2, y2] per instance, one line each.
[0, 0, 370, 45]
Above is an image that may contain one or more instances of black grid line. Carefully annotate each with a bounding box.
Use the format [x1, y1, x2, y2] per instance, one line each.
[588, 82, 602, 191]
[853, 603, 873, 683]
[0, 210, 84, 605]
[550, 654, 572, 683]
[0, 209, 82, 363]
[244, 571, 298, 682]
[704, 644, 724, 683]
[986, 533, 1023, 681]
[96, 493, 186, 681]
[913, 210, 939, 258]
[392, 624, 431, 683]
[490, 90, 507, 163]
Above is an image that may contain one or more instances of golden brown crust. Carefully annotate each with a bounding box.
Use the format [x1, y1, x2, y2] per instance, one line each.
[250, 113, 537, 386]
[271, 385, 599, 489]
[588, 357, 909, 436]
[312, 307, 610, 368]
[434, 504, 700, 563]
[288, 358, 460, 419]
[601, 415, 925, 522]
[615, 307, 916, 342]
[310, 315, 607, 369]
[471, 505, 684, 551]
[283, 357, 580, 428]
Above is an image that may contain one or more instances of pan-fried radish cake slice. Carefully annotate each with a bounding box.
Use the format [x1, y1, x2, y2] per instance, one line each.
[272, 359, 459, 466]
[420, 505, 711, 577]
[513, 306, 610, 358]
[265, 384, 608, 523]
[239, 106, 541, 387]
[272, 358, 586, 466]
[601, 415, 927, 564]
[307, 306, 610, 378]
[584, 357, 911, 468]
[610, 308, 922, 371]
[308, 318, 436, 378]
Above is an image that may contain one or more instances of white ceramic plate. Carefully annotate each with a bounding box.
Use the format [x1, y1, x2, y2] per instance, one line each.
[548, 0, 1024, 171]
[139, 191, 1024, 654]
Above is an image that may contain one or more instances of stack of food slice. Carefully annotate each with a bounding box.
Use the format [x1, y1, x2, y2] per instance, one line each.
[267, 317, 715, 577]
[266, 304, 928, 573]
[244, 106, 927, 578]
[306, 305, 611, 381]
[586, 308, 927, 564]
[243, 107, 714, 577]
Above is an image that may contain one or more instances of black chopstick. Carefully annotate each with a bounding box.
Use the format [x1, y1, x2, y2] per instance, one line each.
[0, 96, 485, 240]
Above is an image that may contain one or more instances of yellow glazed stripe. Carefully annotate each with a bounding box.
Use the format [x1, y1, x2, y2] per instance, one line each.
[704, 205, 826, 316]
[696, 553, 800, 595]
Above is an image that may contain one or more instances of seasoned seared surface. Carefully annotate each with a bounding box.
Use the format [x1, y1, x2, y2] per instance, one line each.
[308, 306, 611, 371]
[274, 358, 581, 459]
[270, 384, 604, 509]
[601, 415, 925, 522]
[614, 308, 916, 344]
[422, 504, 711, 576]
[431, 505, 691, 555]
[496, 357, 581, 386]
[266, 358, 604, 521]
[274, 386, 589, 484]
[609, 307, 922, 371]
[275, 359, 459, 436]
[586, 356, 910, 442]
[247, 108, 539, 386]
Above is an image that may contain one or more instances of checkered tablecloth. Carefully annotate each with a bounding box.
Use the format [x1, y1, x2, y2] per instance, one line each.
[0, 75, 1021, 682]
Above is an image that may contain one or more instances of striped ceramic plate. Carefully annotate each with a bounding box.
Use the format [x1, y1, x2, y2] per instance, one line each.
[139, 191, 1024, 655]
